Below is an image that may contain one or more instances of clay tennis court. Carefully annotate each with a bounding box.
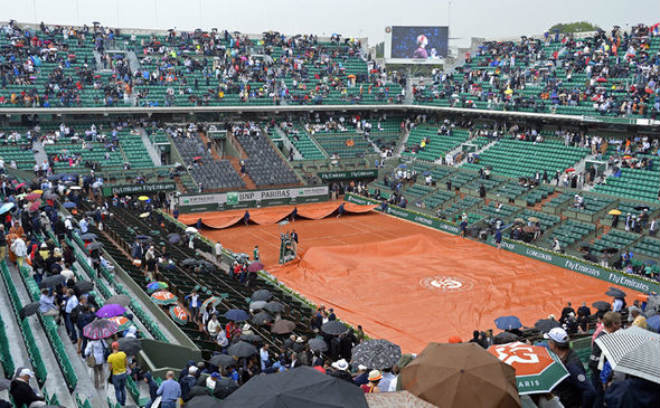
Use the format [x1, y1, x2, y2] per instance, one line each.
[185, 201, 627, 353]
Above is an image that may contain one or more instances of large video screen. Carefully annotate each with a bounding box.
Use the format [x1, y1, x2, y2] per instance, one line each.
[390, 26, 448, 60]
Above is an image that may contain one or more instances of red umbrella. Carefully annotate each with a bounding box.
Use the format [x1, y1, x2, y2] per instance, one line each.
[15, 182, 25, 189]
[565, 168, 575, 173]
[596, 77, 608, 83]
[193, 156, 202, 161]
[29, 200, 42, 212]
[25, 193, 41, 201]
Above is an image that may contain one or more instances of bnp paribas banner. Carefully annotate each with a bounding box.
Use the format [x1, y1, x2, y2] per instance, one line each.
[179, 186, 329, 212]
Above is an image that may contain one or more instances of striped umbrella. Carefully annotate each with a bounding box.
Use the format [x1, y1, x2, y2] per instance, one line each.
[151, 290, 178, 306]
[201, 296, 222, 310]
[83, 319, 119, 339]
[169, 304, 189, 325]
[108, 316, 135, 332]
[147, 281, 169, 293]
[595, 326, 660, 384]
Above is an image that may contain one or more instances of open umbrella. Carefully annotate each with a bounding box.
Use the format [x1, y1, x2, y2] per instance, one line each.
[401, 343, 520, 408]
[169, 304, 189, 325]
[74, 280, 94, 294]
[83, 319, 119, 339]
[263, 301, 284, 314]
[209, 353, 237, 369]
[151, 290, 178, 306]
[147, 281, 169, 293]
[184, 395, 219, 408]
[26, 193, 41, 201]
[527, 216, 539, 223]
[252, 311, 273, 326]
[185, 227, 198, 233]
[118, 337, 141, 356]
[212, 377, 240, 399]
[0, 202, 15, 215]
[250, 289, 272, 302]
[28, 200, 42, 212]
[495, 316, 522, 330]
[96, 303, 126, 318]
[308, 337, 328, 352]
[605, 287, 626, 298]
[595, 326, 660, 384]
[201, 296, 222, 310]
[87, 242, 104, 251]
[592, 301, 611, 312]
[601, 247, 619, 254]
[534, 318, 561, 333]
[108, 316, 134, 332]
[224, 309, 249, 322]
[240, 334, 263, 344]
[227, 341, 258, 358]
[168, 234, 181, 244]
[139, 212, 150, 218]
[20, 302, 41, 319]
[247, 262, 264, 273]
[79, 233, 97, 241]
[105, 294, 131, 307]
[351, 339, 402, 370]
[38, 274, 66, 288]
[608, 209, 622, 216]
[647, 315, 660, 333]
[138, 196, 149, 201]
[488, 341, 569, 395]
[181, 258, 199, 267]
[493, 331, 520, 344]
[248, 300, 267, 311]
[322, 320, 348, 336]
[62, 201, 77, 209]
[634, 205, 650, 211]
[565, 168, 575, 173]
[220, 366, 368, 408]
[365, 391, 437, 407]
[271, 319, 295, 334]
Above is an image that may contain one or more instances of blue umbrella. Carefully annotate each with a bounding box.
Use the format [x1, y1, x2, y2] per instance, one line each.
[647, 315, 660, 333]
[495, 315, 522, 330]
[224, 309, 249, 322]
[397, 163, 407, 169]
[0, 202, 14, 215]
[63, 201, 77, 209]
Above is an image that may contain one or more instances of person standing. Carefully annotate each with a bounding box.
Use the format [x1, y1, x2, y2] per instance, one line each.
[253, 245, 260, 262]
[589, 312, 621, 407]
[10, 235, 27, 268]
[291, 230, 299, 254]
[107, 341, 128, 406]
[85, 338, 108, 388]
[0, 225, 7, 260]
[156, 371, 181, 408]
[494, 228, 502, 249]
[63, 289, 79, 343]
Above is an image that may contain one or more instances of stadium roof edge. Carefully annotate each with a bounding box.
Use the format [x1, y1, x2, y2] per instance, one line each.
[2, 105, 658, 127]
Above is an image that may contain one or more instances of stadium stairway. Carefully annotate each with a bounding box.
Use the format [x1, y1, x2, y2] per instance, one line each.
[137, 128, 162, 167]
[225, 156, 257, 190]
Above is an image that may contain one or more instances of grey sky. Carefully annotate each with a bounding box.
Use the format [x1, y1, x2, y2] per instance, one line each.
[3, 0, 659, 47]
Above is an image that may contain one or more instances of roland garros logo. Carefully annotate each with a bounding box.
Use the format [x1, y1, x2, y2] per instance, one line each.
[420, 276, 474, 292]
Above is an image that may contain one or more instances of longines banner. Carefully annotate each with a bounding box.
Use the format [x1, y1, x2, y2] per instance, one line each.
[179, 186, 329, 212]
[344, 193, 657, 294]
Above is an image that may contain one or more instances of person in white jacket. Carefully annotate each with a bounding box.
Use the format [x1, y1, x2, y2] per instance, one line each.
[84, 339, 107, 388]
[10, 236, 27, 268]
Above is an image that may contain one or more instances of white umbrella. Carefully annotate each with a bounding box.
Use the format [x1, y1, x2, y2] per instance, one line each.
[185, 227, 198, 233]
[595, 326, 660, 384]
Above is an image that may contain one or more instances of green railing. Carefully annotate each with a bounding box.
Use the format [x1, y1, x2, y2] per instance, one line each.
[0, 308, 15, 380]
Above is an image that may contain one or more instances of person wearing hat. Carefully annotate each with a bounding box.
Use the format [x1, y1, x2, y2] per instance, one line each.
[361, 370, 382, 393]
[107, 341, 128, 406]
[142, 372, 159, 408]
[545, 327, 595, 408]
[10, 368, 46, 407]
[329, 359, 353, 382]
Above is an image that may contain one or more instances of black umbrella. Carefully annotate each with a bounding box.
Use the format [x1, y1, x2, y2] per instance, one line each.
[105, 294, 131, 307]
[271, 319, 295, 335]
[592, 301, 611, 312]
[321, 320, 348, 336]
[212, 378, 239, 399]
[534, 318, 561, 333]
[38, 274, 66, 288]
[251, 289, 272, 302]
[220, 366, 368, 408]
[227, 341, 258, 358]
[252, 311, 273, 326]
[605, 287, 626, 298]
[308, 337, 328, 352]
[19, 302, 40, 319]
[118, 338, 141, 356]
[263, 301, 284, 314]
[493, 331, 519, 344]
[182, 258, 199, 266]
[634, 205, 650, 211]
[351, 339, 402, 370]
[79, 233, 97, 241]
[74, 280, 94, 294]
[87, 242, 103, 250]
[184, 392, 214, 406]
[601, 247, 619, 254]
[239, 334, 263, 344]
[208, 353, 236, 369]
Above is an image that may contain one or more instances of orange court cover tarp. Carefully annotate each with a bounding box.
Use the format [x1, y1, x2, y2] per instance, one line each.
[199, 208, 627, 354]
[178, 201, 378, 229]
